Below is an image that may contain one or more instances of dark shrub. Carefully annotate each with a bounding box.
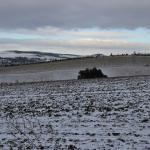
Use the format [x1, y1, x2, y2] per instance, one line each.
[78, 67, 107, 79]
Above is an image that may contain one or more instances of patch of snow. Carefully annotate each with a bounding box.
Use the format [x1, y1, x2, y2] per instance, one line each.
[0, 51, 36, 58]
[0, 76, 150, 149]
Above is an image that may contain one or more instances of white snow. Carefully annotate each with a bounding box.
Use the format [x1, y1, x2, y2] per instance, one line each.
[0, 51, 78, 61]
[0, 76, 150, 149]
[0, 51, 37, 58]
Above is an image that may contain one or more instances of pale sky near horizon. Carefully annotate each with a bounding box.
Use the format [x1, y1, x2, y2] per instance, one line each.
[0, 0, 150, 55]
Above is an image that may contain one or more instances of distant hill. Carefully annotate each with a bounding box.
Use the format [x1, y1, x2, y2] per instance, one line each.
[0, 50, 80, 66]
[0, 50, 80, 59]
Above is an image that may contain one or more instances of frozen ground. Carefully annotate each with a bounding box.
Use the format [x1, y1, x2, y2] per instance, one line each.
[0, 76, 150, 149]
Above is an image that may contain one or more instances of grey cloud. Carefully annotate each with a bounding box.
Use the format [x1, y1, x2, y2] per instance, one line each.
[0, 0, 150, 29]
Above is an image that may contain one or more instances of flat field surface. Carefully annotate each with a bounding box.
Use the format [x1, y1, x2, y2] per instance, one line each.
[1, 56, 150, 83]
[0, 76, 150, 149]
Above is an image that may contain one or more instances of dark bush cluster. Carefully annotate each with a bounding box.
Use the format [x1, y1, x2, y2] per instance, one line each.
[78, 67, 107, 79]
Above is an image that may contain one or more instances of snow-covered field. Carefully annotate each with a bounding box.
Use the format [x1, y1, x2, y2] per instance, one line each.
[0, 76, 150, 149]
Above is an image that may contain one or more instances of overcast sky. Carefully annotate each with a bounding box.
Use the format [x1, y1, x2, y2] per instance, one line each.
[0, 0, 150, 55]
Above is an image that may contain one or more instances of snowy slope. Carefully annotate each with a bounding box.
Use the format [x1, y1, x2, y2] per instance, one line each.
[0, 50, 80, 66]
[0, 50, 80, 60]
